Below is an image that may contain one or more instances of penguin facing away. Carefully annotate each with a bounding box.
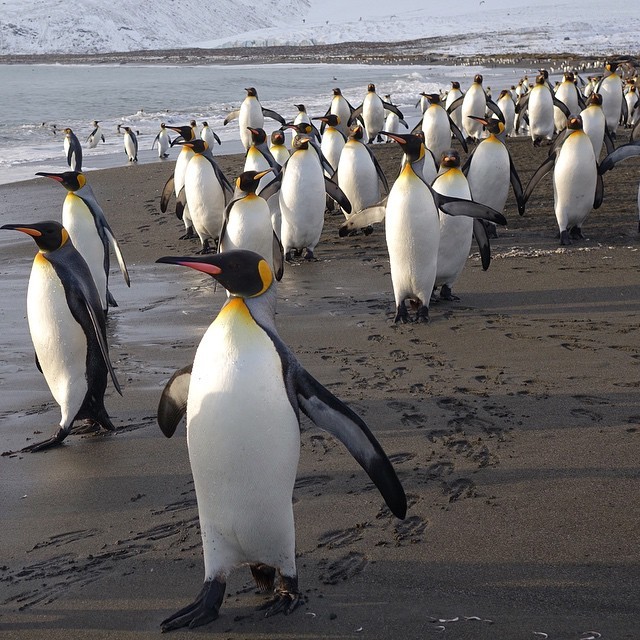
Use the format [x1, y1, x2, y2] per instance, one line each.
[1, 220, 122, 452]
[87, 120, 105, 148]
[63, 127, 83, 171]
[155, 249, 406, 630]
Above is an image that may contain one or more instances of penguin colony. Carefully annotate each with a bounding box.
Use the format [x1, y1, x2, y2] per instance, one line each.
[3, 56, 640, 631]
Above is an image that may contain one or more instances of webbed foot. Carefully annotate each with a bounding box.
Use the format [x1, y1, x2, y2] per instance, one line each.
[439, 285, 460, 302]
[161, 578, 226, 632]
[22, 427, 69, 453]
[257, 575, 302, 617]
[394, 301, 409, 324]
[560, 230, 572, 245]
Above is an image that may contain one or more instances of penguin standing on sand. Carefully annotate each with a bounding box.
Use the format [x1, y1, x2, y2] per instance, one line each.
[524, 115, 603, 244]
[445, 81, 464, 134]
[152, 123, 172, 159]
[155, 249, 406, 631]
[517, 74, 569, 146]
[279, 135, 351, 261]
[323, 87, 355, 137]
[416, 93, 468, 163]
[597, 61, 624, 137]
[456, 75, 502, 142]
[224, 87, 286, 151]
[63, 127, 83, 171]
[269, 130, 290, 166]
[554, 71, 582, 132]
[381, 132, 506, 323]
[122, 126, 138, 162]
[201, 121, 222, 150]
[1, 220, 122, 452]
[182, 140, 234, 253]
[580, 93, 613, 160]
[218, 170, 284, 280]
[337, 124, 387, 218]
[87, 121, 105, 149]
[314, 114, 346, 177]
[497, 89, 516, 136]
[351, 83, 404, 143]
[35, 170, 130, 314]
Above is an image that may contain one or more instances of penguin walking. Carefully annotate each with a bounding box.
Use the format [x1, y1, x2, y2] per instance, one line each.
[63, 127, 83, 171]
[279, 135, 350, 261]
[224, 87, 286, 150]
[517, 74, 569, 146]
[155, 250, 406, 631]
[417, 93, 467, 162]
[2, 221, 122, 452]
[337, 124, 388, 218]
[444, 81, 464, 135]
[218, 170, 284, 280]
[36, 170, 130, 314]
[323, 87, 355, 137]
[161, 125, 197, 239]
[524, 115, 603, 244]
[314, 114, 346, 176]
[351, 83, 404, 143]
[580, 93, 612, 160]
[152, 123, 172, 159]
[381, 133, 506, 322]
[201, 121, 222, 149]
[597, 61, 624, 137]
[86, 120, 105, 149]
[456, 75, 502, 142]
[554, 71, 582, 132]
[183, 140, 234, 253]
[122, 126, 138, 162]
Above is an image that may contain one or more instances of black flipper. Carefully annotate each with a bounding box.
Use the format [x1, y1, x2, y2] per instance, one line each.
[509, 153, 526, 215]
[294, 368, 406, 519]
[161, 174, 174, 213]
[486, 99, 505, 123]
[432, 188, 507, 225]
[382, 101, 404, 120]
[362, 144, 389, 192]
[258, 174, 282, 201]
[552, 97, 570, 118]
[523, 153, 557, 203]
[599, 141, 640, 173]
[272, 232, 285, 281]
[594, 173, 604, 209]
[157, 365, 192, 438]
[176, 187, 187, 220]
[348, 104, 363, 127]
[35, 352, 42, 373]
[262, 108, 286, 126]
[473, 218, 491, 270]
[446, 95, 464, 114]
[603, 127, 615, 155]
[324, 177, 352, 214]
[223, 109, 240, 125]
[448, 115, 468, 153]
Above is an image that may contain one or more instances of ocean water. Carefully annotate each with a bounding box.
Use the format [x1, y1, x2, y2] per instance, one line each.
[0, 62, 532, 185]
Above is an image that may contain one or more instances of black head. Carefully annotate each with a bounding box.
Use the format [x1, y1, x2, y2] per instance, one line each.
[349, 124, 365, 140]
[248, 127, 267, 144]
[245, 87, 258, 97]
[367, 83, 376, 92]
[271, 129, 286, 145]
[382, 132, 424, 163]
[166, 125, 195, 143]
[332, 87, 342, 96]
[567, 115, 583, 131]
[440, 149, 461, 169]
[2, 220, 69, 252]
[236, 169, 273, 194]
[588, 92, 603, 106]
[474, 74, 483, 84]
[316, 114, 340, 127]
[451, 81, 461, 89]
[294, 104, 306, 112]
[156, 250, 273, 298]
[36, 170, 86, 191]
[182, 139, 208, 154]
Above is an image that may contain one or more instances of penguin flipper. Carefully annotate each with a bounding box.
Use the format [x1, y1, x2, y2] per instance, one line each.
[399, 117, 409, 130]
[523, 154, 556, 203]
[486, 99, 505, 123]
[151, 133, 160, 150]
[262, 108, 286, 126]
[104, 227, 131, 286]
[161, 175, 174, 213]
[435, 192, 507, 225]
[603, 128, 615, 155]
[223, 109, 240, 125]
[272, 232, 285, 281]
[324, 177, 351, 214]
[448, 116, 468, 153]
[35, 352, 42, 374]
[461, 148, 475, 175]
[599, 142, 640, 173]
[382, 102, 404, 120]
[363, 145, 389, 192]
[553, 97, 570, 118]
[348, 105, 363, 127]
[338, 202, 387, 237]
[157, 365, 192, 438]
[446, 95, 464, 114]
[258, 174, 282, 201]
[594, 173, 604, 209]
[107, 289, 118, 308]
[176, 187, 187, 220]
[472, 218, 491, 271]
[294, 368, 407, 519]
[509, 154, 526, 215]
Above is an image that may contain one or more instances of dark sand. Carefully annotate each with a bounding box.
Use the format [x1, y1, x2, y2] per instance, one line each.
[1, 132, 639, 640]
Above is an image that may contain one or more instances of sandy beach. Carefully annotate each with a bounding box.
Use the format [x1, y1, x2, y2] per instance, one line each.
[1, 131, 639, 639]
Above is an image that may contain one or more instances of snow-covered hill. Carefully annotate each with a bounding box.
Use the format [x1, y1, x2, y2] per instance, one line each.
[0, 0, 637, 56]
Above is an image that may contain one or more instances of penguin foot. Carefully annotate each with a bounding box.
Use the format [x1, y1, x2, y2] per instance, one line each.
[560, 230, 572, 246]
[533, 137, 542, 147]
[362, 225, 374, 236]
[161, 577, 226, 632]
[394, 302, 409, 324]
[439, 285, 459, 302]
[258, 575, 302, 617]
[250, 563, 276, 592]
[569, 226, 584, 239]
[178, 228, 196, 240]
[416, 305, 430, 323]
[303, 249, 316, 261]
[70, 420, 102, 435]
[21, 427, 69, 453]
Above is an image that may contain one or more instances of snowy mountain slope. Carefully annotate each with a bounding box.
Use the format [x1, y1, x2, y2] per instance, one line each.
[0, 0, 636, 56]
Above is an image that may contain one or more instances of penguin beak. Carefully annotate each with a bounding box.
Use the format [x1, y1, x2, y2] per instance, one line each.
[35, 172, 65, 183]
[380, 132, 407, 145]
[1, 224, 42, 237]
[156, 256, 222, 276]
[170, 136, 185, 147]
[312, 116, 328, 123]
[254, 169, 274, 180]
[468, 115, 490, 126]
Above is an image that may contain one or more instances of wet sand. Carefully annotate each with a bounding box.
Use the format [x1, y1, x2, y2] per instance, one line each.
[1, 133, 639, 639]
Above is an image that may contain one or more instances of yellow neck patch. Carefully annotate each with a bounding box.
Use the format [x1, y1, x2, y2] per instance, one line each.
[253, 259, 273, 297]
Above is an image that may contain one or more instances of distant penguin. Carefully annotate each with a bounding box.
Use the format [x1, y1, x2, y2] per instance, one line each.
[351, 83, 404, 143]
[122, 126, 138, 162]
[445, 81, 464, 135]
[292, 104, 310, 127]
[382, 133, 506, 322]
[518, 74, 567, 146]
[432, 150, 475, 300]
[337, 125, 387, 218]
[554, 71, 581, 132]
[218, 170, 284, 280]
[36, 170, 130, 314]
[1, 220, 122, 452]
[201, 121, 222, 149]
[224, 87, 286, 150]
[461, 75, 489, 141]
[382, 94, 406, 138]
[597, 61, 624, 137]
[183, 139, 234, 253]
[152, 123, 171, 159]
[190, 119, 200, 140]
[497, 89, 516, 136]
[279, 135, 350, 261]
[418, 93, 467, 163]
[580, 92, 609, 160]
[63, 127, 83, 171]
[155, 249, 406, 631]
[86, 121, 105, 149]
[269, 130, 290, 167]
[324, 87, 355, 137]
[624, 85, 639, 127]
[314, 114, 346, 176]
[524, 115, 602, 244]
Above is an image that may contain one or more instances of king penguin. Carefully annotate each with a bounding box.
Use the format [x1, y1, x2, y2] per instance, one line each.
[417, 93, 467, 163]
[351, 83, 404, 143]
[323, 87, 355, 138]
[269, 130, 290, 167]
[597, 61, 624, 138]
[152, 123, 172, 159]
[122, 126, 138, 162]
[155, 249, 406, 631]
[314, 114, 346, 176]
[201, 121, 222, 150]
[87, 120, 105, 149]
[63, 127, 83, 171]
[2, 220, 122, 452]
[35, 170, 130, 314]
